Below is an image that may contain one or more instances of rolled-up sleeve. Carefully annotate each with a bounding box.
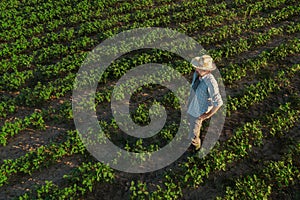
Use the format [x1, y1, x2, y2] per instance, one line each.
[205, 75, 223, 107]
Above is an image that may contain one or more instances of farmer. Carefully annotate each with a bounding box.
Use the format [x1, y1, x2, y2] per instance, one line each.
[187, 55, 223, 150]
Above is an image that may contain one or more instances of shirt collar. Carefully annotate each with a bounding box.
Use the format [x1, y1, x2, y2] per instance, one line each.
[199, 73, 210, 80]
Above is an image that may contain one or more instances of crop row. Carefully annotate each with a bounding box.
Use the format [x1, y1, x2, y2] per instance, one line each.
[1, 0, 293, 72]
[180, 0, 297, 34]
[0, 0, 159, 40]
[0, 115, 175, 189]
[0, 130, 85, 186]
[22, 98, 300, 199]
[1, 21, 298, 98]
[0, 4, 295, 118]
[197, 4, 300, 45]
[2, 62, 297, 195]
[41, 5, 300, 84]
[1, 6, 298, 95]
[216, 141, 300, 199]
[0, 0, 210, 50]
[209, 21, 300, 61]
[221, 37, 300, 84]
[12, 66, 300, 198]
[0, 0, 121, 30]
[0, 111, 45, 146]
[1, 30, 299, 152]
[0, 0, 167, 49]
[0, 11, 200, 72]
[226, 63, 300, 115]
[1, 36, 298, 145]
[135, 100, 300, 199]
[18, 161, 114, 200]
[6, 0, 278, 44]
[8, 65, 299, 197]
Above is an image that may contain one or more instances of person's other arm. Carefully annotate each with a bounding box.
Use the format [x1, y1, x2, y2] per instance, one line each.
[200, 75, 223, 120]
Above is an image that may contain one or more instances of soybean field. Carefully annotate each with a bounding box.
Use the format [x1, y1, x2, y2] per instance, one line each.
[0, 0, 300, 199]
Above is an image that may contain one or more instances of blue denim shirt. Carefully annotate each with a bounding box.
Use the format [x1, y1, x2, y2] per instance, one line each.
[187, 72, 223, 118]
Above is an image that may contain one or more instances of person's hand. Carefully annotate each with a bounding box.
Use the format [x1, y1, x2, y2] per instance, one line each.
[199, 105, 221, 121]
[199, 113, 209, 120]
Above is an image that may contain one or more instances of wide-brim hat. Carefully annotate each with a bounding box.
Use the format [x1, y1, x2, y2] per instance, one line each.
[191, 55, 216, 71]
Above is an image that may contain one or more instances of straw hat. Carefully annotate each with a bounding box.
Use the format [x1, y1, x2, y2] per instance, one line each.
[191, 55, 216, 71]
